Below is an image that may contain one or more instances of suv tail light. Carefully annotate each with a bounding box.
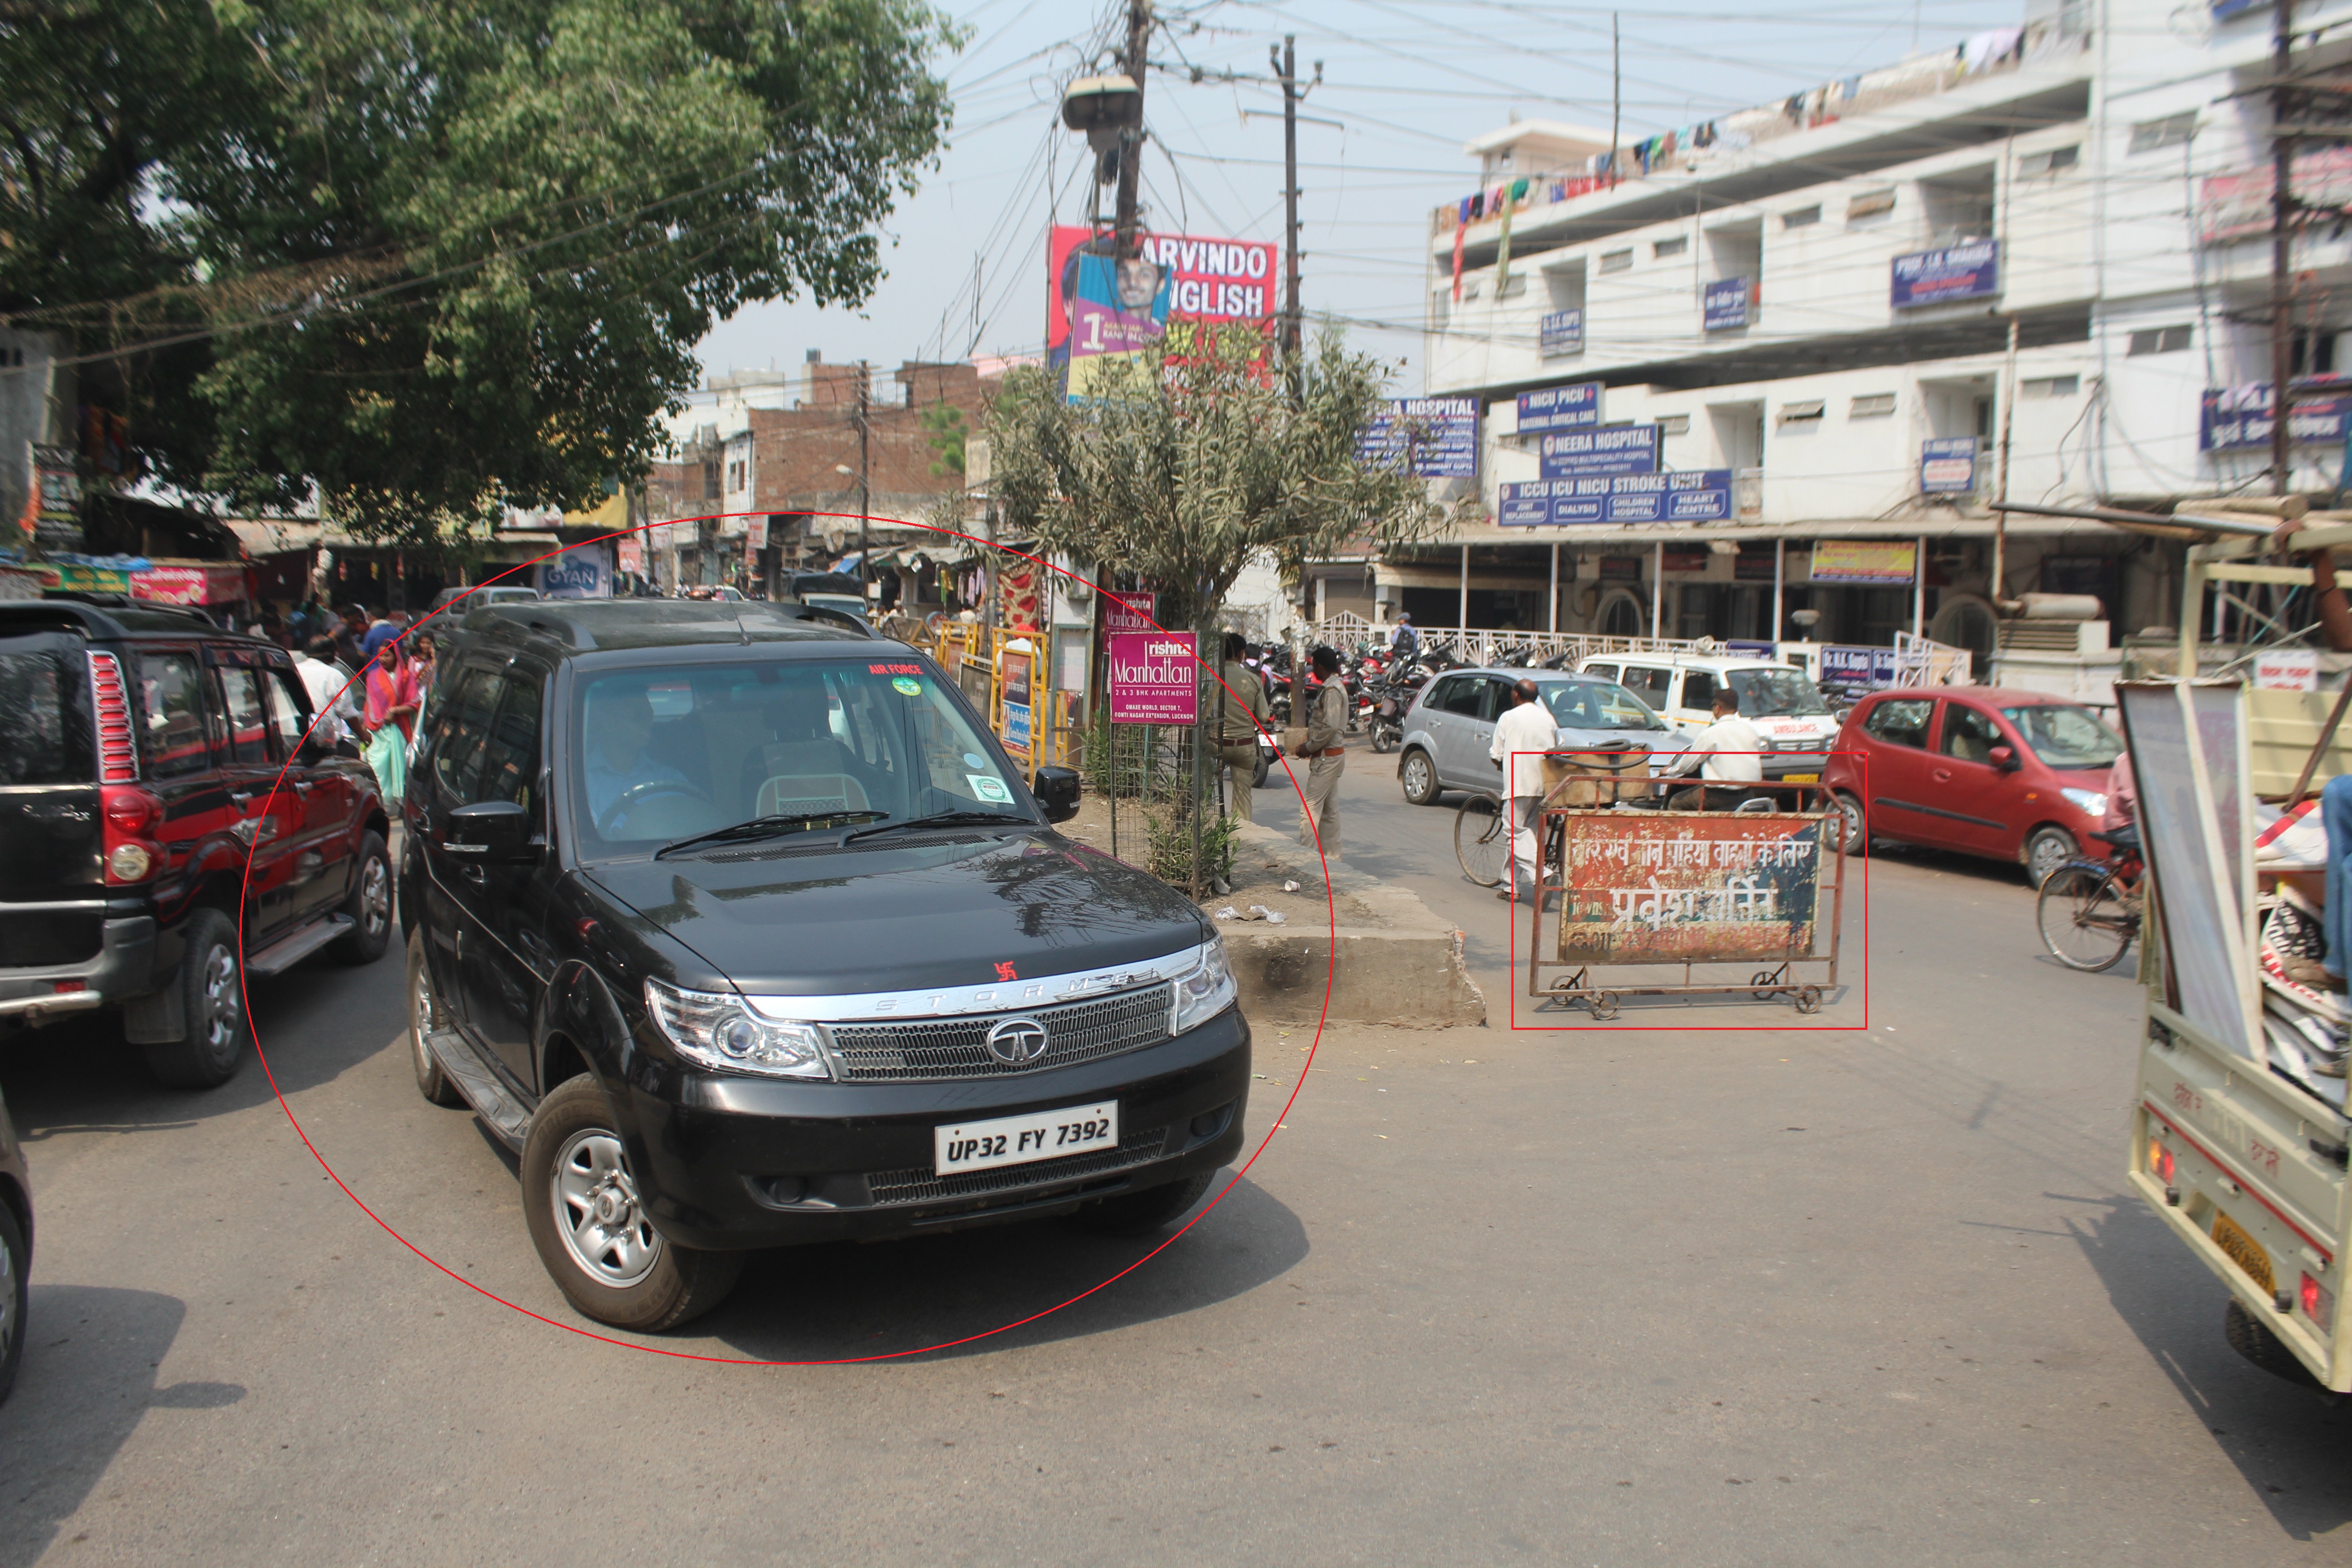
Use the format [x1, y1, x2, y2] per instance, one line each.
[100, 784, 164, 884]
[2302, 1271, 2335, 1326]
[86, 651, 138, 783]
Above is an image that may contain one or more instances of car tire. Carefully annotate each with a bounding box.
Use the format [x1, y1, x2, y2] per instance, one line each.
[521, 1074, 742, 1332]
[2023, 825, 2078, 887]
[330, 831, 393, 965]
[1834, 792, 1867, 856]
[139, 908, 250, 1090]
[1068, 1171, 1215, 1238]
[0, 1198, 25, 1406]
[1400, 748, 1441, 806]
[407, 931, 467, 1108]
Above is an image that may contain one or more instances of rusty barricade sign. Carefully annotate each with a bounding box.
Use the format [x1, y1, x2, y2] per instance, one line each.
[1528, 800, 1846, 1020]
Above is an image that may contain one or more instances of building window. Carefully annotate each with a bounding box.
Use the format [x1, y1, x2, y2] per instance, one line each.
[1599, 248, 1633, 274]
[2130, 112, 2196, 155]
[1847, 189, 1897, 221]
[1462, 281, 1481, 300]
[1783, 205, 1822, 230]
[2021, 375, 2081, 398]
[1499, 273, 1528, 298]
[1656, 414, 1690, 435]
[1653, 235, 1688, 259]
[2126, 324, 2192, 356]
[1776, 399, 1826, 424]
[1849, 392, 1897, 417]
[2019, 145, 2079, 176]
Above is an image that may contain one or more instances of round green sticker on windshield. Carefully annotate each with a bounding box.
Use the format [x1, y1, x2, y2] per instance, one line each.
[892, 676, 923, 696]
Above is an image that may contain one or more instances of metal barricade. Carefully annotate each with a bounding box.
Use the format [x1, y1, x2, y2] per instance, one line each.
[1526, 780, 1847, 1019]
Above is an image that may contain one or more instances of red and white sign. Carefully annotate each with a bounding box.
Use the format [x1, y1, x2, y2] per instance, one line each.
[617, 534, 644, 573]
[1102, 590, 1158, 635]
[132, 564, 247, 606]
[2254, 648, 2322, 691]
[1107, 631, 1198, 725]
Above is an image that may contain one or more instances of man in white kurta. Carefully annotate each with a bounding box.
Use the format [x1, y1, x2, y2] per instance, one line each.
[1489, 678, 1561, 904]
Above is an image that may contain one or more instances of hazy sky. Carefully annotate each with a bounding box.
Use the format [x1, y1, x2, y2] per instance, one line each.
[691, 0, 2031, 397]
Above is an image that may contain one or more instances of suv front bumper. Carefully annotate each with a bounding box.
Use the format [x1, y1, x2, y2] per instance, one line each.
[0, 914, 156, 1026]
[619, 1007, 1253, 1250]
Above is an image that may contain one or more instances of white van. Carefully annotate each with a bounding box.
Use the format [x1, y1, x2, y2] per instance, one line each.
[1575, 652, 1841, 781]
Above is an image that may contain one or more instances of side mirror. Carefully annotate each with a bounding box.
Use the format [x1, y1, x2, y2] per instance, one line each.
[446, 799, 537, 862]
[1031, 765, 1081, 823]
[1989, 745, 2019, 771]
[295, 734, 331, 766]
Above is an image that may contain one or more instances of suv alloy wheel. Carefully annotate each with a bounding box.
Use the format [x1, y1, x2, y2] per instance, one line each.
[139, 908, 250, 1089]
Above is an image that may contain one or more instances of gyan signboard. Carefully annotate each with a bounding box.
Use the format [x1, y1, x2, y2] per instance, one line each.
[1498, 470, 1733, 526]
[1517, 382, 1600, 433]
[1048, 225, 1277, 399]
[1360, 397, 1480, 478]
[1107, 632, 1198, 725]
[1557, 814, 1824, 965]
[1537, 424, 1658, 480]
[1891, 240, 1999, 309]
[535, 544, 613, 600]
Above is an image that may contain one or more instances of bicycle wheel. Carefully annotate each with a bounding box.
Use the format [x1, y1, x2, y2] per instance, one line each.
[1455, 796, 1509, 887]
[2038, 865, 2134, 972]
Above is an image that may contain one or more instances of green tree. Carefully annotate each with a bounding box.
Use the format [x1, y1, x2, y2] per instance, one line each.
[983, 331, 1454, 631]
[920, 399, 966, 476]
[0, 0, 958, 542]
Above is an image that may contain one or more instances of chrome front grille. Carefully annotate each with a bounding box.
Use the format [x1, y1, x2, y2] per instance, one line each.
[865, 1127, 1171, 1207]
[828, 983, 1173, 1083]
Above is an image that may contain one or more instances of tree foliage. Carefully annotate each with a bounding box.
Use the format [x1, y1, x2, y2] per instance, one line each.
[0, 0, 958, 542]
[984, 333, 1455, 630]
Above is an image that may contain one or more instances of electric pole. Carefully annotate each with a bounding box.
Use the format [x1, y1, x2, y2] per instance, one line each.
[1114, 0, 1152, 260]
[855, 362, 872, 583]
[1275, 34, 1303, 381]
[2270, 0, 2296, 496]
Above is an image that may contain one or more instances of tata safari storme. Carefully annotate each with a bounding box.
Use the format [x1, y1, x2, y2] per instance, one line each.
[0, 600, 392, 1087]
[401, 599, 1249, 1330]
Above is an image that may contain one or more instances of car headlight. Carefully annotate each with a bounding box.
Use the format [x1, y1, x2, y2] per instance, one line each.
[644, 978, 834, 1080]
[1170, 937, 1237, 1036]
[2059, 788, 2107, 818]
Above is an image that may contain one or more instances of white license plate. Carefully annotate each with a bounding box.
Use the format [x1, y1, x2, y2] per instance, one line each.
[934, 1101, 1119, 1176]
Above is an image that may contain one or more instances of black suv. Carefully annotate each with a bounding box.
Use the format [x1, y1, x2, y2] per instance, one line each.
[400, 599, 1249, 1331]
[0, 601, 393, 1086]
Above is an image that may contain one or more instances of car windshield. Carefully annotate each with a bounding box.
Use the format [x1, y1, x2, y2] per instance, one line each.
[1540, 678, 1668, 731]
[569, 658, 1026, 857]
[803, 594, 868, 619]
[1726, 667, 1833, 716]
[2000, 703, 2124, 770]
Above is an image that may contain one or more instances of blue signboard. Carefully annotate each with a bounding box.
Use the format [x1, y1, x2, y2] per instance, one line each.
[1919, 436, 1978, 494]
[1539, 309, 1585, 357]
[1891, 241, 2000, 309]
[1517, 382, 1601, 433]
[1821, 645, 1899, 690]
[1538, 423, 1659, 480]
[2199, 385, 2352, 451]
[1359, 396, 1480, 477]
[1498, 470, 1734, 527]
[1702, 277, 1750, 333]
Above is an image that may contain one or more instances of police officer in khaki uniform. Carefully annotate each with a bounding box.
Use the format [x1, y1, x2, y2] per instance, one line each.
[1294, 645, 1348, 861]
[1214, 632, 1269, 823]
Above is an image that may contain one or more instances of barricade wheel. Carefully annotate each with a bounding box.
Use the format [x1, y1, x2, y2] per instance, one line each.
[1793, 986, 1823, 1015]
[1750, 970, 1780, 1000]
[1590, 991, 1621, 1021]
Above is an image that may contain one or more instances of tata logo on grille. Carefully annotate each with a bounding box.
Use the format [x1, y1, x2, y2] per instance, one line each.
[983, 1017, 1050, 1066]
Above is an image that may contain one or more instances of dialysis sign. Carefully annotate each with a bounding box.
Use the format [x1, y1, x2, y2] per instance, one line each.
[1107, 632, 1199, 725]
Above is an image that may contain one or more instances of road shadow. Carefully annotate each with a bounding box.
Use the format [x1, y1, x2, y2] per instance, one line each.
[2061, 1191, 2352, 1538]
[0, 1284, 243, 1568]
[0, 944, 405, 1143]
[693, 1172, 1307, 1363]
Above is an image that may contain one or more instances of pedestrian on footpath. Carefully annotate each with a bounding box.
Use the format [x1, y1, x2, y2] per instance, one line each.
[1294, 645, 1348, 862]
[1214, 632, 1269, 823]
[1490, 677, 1560, 905]
[293, 635, 360, 753]
[1660, 687, 1765, 810]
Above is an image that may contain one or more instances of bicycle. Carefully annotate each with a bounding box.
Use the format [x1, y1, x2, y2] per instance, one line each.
[1456, 749, 1655, 889]
[2035, 824, 2143, 973]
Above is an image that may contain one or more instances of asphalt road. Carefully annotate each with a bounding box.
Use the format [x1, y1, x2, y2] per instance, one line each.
[3, 753, 2348, 1565]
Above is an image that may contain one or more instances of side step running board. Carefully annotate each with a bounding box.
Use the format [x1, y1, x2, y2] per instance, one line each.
[245, 913, 353, 976]
[423, 1027, 532, 1149]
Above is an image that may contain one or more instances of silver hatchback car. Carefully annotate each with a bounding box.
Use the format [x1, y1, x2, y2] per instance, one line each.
[1395, 668, 1694, 805]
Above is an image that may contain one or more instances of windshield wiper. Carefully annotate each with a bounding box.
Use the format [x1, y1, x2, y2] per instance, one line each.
[843, 808, 1030, 846]
[655, 810, 887, 859]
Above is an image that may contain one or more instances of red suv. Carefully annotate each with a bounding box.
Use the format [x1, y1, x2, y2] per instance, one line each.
[1823, 686, 2125, 884]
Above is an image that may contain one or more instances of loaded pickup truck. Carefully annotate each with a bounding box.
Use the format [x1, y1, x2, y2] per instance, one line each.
[0, 600, 393, 1087]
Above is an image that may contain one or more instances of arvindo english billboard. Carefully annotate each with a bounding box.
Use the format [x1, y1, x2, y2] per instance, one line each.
[1048, 225, 1278, 398]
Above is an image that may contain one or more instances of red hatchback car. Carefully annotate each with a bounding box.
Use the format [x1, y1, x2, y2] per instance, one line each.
[1823, 686, 2127, 884]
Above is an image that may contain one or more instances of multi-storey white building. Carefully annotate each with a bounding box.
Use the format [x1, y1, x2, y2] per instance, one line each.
[1362, 0, 2352, 666]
